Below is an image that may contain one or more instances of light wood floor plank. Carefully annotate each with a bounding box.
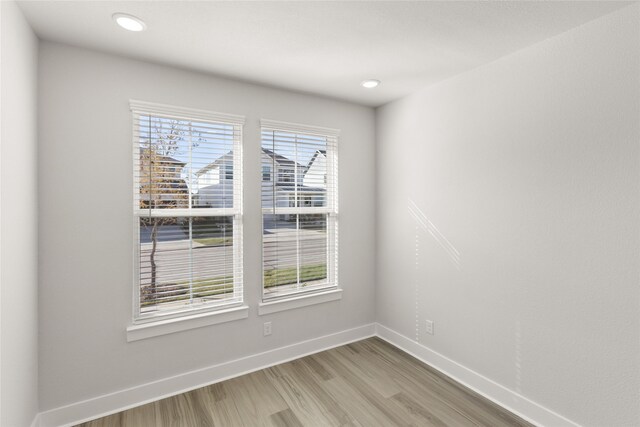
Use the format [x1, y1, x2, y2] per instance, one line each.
[265, 360, 355, 427]
[322, 352, 415, 425]
[269, 408, 304, 427]
[79, 412, 123, 427]
[225, 370, 289, 426]
[332, 343, 402, 398]
[121, 402, 157, 427]
[391, 391, 462, 427]
[322, 375, 403, 427]
[349, 339, 483, 426]
[200, 384, 245, 427]
[363, 338, 530, 427]
[76, 338, 533, 427]
[157, 393, 205, 427]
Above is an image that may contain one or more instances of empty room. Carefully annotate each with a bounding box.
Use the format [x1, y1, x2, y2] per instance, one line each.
[1, 1, 639, 426]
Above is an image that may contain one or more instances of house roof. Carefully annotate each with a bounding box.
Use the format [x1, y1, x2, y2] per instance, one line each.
[306, 149, 327, 170]
[156, 155, 186, 166]
[261, 148, 305, 169]
[195, 152, 233, 176]
[196, 148, 305, 176]
[141, 152, 187, 167]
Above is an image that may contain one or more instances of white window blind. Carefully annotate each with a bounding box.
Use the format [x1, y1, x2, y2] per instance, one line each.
[131, 100, 244, 322]
[261, 119, 339, 301]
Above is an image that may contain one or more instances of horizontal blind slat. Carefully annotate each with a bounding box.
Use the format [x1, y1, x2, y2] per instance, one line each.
[261, 121, 338, 301]
[133, 101, 243, 320]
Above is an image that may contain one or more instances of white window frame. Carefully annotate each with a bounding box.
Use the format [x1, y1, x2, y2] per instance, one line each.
[130, 100, 245, 327]
[259, 119, 339, 310]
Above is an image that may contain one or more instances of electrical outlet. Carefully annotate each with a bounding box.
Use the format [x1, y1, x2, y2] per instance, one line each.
[263, 322, 272, 336]
[425, 319, 434, 335]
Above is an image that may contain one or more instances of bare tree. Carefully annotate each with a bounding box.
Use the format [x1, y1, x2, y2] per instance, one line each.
[139, 118, 191, 305]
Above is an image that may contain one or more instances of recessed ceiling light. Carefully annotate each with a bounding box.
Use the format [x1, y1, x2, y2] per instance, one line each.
[113, 13, 146, 32]
[361, 79, 380, 89]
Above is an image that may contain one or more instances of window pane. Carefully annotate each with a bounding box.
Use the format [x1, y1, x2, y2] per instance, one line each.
[133, 105, 244, 322]
[137, 116, 237, 210]
[261, 124, 336, 301]
[190, 121, 236, 209]
[260, 131, 328, 209]
[138, 116, 190, 210]
[261, 165, 270, 182]
[139, 215, 237, 315]
[263, 214, 329, 298]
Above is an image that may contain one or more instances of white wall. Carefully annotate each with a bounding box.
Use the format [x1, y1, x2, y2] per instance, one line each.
[38, 42, 375, 411]
[376, 5, 640, 427]
[0, 1, 39, 426]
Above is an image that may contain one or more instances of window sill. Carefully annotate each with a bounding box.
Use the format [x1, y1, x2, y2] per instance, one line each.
[127, 305, 249, 342]
[258, 289, 342, 316]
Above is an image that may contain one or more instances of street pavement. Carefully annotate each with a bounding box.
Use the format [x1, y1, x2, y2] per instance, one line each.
[140, 228, 327, 285]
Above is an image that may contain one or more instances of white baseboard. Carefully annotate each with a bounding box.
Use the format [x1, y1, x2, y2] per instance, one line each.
[375, 323, 581, 427]
[38, 323, 376, 427]
[37, 322, 581, 427]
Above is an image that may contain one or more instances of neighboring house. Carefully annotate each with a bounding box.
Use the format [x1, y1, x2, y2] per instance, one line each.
[261, 148, 301, 185]
[195, 152, 234, 188]
[303, 150, 326, 188]
[139, 152, 189, 209]
[196, 148, 300, 190]
[196, 148, 325, 213]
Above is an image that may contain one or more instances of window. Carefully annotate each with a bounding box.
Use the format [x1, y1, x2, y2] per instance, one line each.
[261, 119, 338, 301]
[278, 168, 294, 183]
[262, 165, 271, 181]
[223, 163, 233, 180]
[131, 101, 244, 323]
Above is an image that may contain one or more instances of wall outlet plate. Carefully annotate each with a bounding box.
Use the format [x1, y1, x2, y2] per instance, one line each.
[263, 321, 272, 336]
[425, 319, 434, 335]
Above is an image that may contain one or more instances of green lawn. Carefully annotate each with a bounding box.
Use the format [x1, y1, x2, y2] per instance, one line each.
[194, 237, 233, 246]
[142, 263, 327, 307]
[141, 276, 234, 307]
[264, 263, 327, 288]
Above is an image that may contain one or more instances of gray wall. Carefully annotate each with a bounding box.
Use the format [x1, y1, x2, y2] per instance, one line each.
[0, 1, 39, 426]
[38, 42, 375, 410]
[375, 5, 640, 427]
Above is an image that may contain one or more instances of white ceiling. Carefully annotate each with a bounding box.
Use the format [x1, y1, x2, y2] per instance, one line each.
[18, 1, 632, 107]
